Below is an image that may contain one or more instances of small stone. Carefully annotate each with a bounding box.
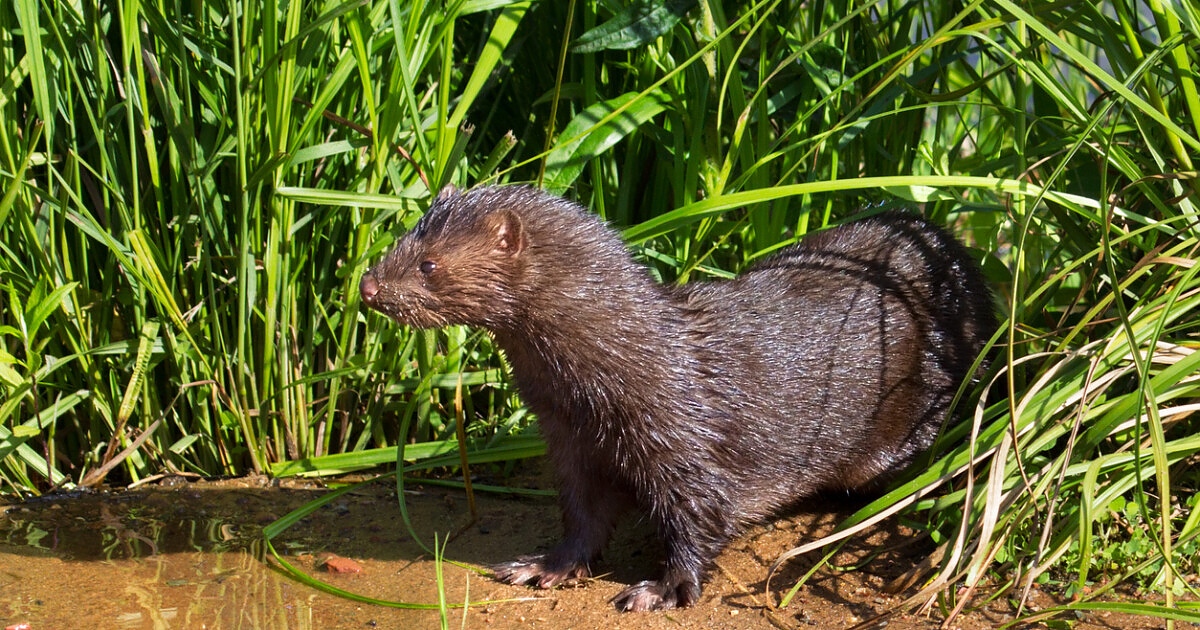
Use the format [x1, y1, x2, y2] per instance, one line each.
[318, 553, 363, 574]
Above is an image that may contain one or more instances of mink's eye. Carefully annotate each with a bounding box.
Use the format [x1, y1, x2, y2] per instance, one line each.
[419, 260, 436, 275]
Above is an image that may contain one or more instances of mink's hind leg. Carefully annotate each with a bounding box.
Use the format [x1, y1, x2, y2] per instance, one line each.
[610, 568, 703, 612]
[610, 498, 729, 611]
[492, 469, 631, 589]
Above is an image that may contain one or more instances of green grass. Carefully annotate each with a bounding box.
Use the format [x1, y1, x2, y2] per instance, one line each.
[2, 0, 1198, 623]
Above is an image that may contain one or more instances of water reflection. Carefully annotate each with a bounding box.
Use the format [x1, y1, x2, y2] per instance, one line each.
[0, 479, 1161, 630]
[0, 481, 439, 629]
[1, 489, 262, 561]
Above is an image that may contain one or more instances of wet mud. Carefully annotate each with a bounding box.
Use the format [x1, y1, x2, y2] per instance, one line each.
[0, 473, 1187, 629]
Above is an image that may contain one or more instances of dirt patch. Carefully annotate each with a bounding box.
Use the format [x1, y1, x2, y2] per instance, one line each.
[0, 474, 1188, 629]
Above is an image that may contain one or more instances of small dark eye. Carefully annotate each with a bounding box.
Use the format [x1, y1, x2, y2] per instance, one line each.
[419, 260, 436, 274]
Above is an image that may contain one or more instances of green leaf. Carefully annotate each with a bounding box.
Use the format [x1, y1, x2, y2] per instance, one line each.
[116, 321, 161, 426]
[543, 91, 669, 195]
[572, 0, 696, 53]
[445, 1, 531, 130]
[0, 121, 41, 228]
[168, 434, 200, 454]
[287, 138, 371, 168]
[0, 348, 23, 388]
[25, 280, 79, 341]
[0, 390, 86, 485]
[13, 0, 52, 139]
[270, 433, 545, 477]
[127, 231, 190, 338]
[11, 425, 39, 438]
[275, 186, 423, 210]
[883, 185, 958, 203]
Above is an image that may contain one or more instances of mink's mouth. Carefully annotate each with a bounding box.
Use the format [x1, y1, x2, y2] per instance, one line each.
[362, 295, 449, 330]
[394, 308, 449, 329]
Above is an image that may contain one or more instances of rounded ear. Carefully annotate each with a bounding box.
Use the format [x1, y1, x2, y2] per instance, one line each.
[435, 184, 459, 201]
[488, 209, 525, 256]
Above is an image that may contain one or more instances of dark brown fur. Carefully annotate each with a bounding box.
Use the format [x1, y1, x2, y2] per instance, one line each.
[360, 185, 996, 611]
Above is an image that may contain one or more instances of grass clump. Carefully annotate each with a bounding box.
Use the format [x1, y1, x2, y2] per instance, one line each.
[1, 0, 1198, 623]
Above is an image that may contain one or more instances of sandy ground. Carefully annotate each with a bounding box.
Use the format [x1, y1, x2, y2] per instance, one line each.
[0, 474, 1191, 629]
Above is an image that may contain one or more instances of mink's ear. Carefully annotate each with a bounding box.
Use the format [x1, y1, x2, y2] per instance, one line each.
[487, 209, 525, 256]
[435, 184, 458, 202]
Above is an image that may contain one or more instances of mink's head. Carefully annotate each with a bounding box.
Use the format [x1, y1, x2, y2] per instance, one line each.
[360, 186, 533, 329]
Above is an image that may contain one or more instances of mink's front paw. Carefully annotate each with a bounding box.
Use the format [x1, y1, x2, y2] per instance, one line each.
[610, 578, 700, 611]
[492, 554, 590, 589]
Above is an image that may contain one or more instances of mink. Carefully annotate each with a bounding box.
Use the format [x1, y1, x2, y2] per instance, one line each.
[359, 185, 996, 611]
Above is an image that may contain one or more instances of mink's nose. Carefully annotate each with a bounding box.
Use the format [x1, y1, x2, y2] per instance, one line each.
[360, 272, 380, 303]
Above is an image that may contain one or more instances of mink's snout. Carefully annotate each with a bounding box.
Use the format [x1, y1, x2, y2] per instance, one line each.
[360, 271, 380, 304]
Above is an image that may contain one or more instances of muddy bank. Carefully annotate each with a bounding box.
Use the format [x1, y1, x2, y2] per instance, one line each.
[0, 475, 1181, 629]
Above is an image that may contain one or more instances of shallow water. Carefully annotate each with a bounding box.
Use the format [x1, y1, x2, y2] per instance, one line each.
[0, 477, 441, 629]
[0, 475, 1179, 629]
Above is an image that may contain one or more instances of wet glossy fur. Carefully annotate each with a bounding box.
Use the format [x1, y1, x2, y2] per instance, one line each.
[360, 185, 996, 611]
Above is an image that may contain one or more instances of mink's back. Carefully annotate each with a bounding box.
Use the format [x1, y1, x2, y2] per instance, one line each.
[670, 213, 995, 516]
